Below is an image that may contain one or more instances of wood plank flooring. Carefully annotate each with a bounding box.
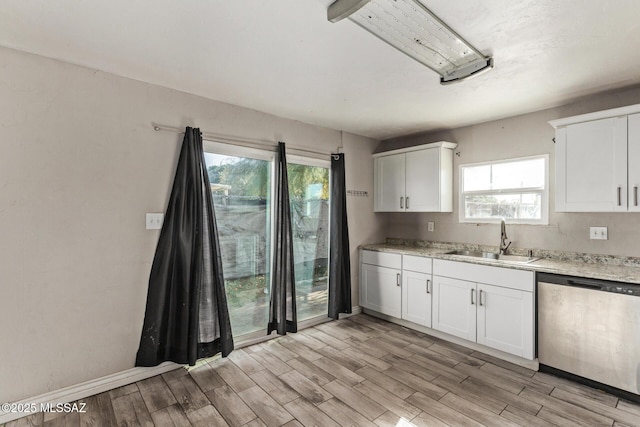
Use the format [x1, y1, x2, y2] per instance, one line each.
[5, 314, 640, 427]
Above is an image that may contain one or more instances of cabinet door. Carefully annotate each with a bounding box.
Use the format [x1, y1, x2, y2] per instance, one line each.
[629, 114, 640, 212]
[360, 264, 402, 318]
[476, 283, 534, 359]
[556, 117, 627, 211]
[432, 275, 476, 341]
[374, 153, 405, 212]
[405, 148, 440, 211]
[402, 270, 432, 327]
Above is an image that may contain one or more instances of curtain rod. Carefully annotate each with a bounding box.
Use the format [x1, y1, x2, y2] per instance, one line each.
[152, 123, 341, 159]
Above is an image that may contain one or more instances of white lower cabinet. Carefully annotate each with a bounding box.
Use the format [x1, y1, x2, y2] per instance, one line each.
[360, 251, 535, 361]
[433, 259, 535, 360]
[432, 276, 476, 341]
[476, 283, 534, 358]
[360, 251, 402, 318]
[401, 256, 432, 327]
[360, 264, 402, 318]
[360, 251, 431, 324]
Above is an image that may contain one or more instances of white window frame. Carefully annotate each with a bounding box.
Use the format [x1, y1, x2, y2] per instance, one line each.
[203, 140, 275, 162]
[458, 154, 549, 225]
[287, 153, 330, 169]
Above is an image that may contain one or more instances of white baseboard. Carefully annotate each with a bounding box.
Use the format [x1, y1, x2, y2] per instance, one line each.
[0, 362, 182, 424]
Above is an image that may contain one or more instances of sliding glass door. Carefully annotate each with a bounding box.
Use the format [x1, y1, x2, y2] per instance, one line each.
[204, 143, 272, 337]
[287, 157, 330, 322]
[203, 142, 330, 338]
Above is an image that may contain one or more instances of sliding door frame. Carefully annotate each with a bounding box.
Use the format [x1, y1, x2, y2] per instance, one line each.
[203, 140, 332, 345]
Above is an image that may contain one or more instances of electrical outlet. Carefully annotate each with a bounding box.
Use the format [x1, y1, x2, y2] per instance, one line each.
[589, 226, 608, 240]
[146, 213, 164, 230]
[427, 221, 435, 232]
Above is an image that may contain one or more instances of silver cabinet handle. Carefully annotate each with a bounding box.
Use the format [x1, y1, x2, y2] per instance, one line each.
[618, 186, 622, 206]
[396, 273, 401, 286]
[479, 289, 484, 306]
[471, 288, 475, 305]
[400, 197, 404, 209]
[406, 196, 410, 209]
[635, 186, 638, 206]
[426, 279, 431, 294]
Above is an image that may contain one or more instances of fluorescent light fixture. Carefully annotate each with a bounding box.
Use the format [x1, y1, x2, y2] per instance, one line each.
[328, 0, 493, 84]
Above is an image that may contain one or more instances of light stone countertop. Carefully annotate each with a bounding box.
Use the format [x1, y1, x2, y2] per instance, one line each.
[360, 242, 640, 285]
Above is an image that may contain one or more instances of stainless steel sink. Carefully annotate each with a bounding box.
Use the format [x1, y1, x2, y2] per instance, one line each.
[497, 254, 540, 263]
[444, 250, 539, 264]
[445, 250, 499, 259]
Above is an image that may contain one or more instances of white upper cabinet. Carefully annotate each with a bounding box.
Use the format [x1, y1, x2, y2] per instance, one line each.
[550, 104, 640, 212]
[405, 148, 441, 212]
[373, 142, 456, 212]
[628, 113, 640, 212]
[374, 153, 406, 212]
[555, 117, 627, 211]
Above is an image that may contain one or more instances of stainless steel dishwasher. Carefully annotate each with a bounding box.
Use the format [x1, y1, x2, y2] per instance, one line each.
[538, 272, 640, 399]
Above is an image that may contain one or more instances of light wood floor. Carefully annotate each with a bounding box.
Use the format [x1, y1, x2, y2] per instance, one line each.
[6, 314, 640, 427]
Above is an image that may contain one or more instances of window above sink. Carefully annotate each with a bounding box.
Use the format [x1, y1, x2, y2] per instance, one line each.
[459, 155, 549, 225]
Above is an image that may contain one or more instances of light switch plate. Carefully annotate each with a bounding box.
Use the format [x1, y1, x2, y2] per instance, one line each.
[589, 226, 608, 240]
[427, 222, 435, 232]
[146, 213, 164, 230]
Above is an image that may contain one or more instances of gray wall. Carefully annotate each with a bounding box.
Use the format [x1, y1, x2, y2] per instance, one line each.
[379, 85, 640, 257]
[0, 46, 383, 403]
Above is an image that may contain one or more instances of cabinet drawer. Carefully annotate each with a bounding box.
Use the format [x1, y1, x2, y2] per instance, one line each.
[361, 250, 402, 269]
[402, 255, 432, 274]
[433, 259, 534, 292]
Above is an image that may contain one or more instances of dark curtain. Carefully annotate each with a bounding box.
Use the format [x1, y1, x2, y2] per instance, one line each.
[328, 153, 352, 319]
[267, 142, 297, 335]
[136, 127, 234, 367]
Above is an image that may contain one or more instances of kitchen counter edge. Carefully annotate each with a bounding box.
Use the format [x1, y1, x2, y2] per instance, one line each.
[360, 244, 640, 285]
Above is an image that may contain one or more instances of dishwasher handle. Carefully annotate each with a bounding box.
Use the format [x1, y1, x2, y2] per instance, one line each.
[567, 279, 603, 290]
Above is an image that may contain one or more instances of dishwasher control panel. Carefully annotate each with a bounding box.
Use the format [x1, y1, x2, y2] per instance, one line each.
[601, 283, 640, 296]
[537, 272, 640, 296]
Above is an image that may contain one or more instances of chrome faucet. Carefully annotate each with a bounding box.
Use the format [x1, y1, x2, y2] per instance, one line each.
[499, 219, 511, 255]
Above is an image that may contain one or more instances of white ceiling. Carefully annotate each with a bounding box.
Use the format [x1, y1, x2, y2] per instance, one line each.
[1, 0, 639, 140]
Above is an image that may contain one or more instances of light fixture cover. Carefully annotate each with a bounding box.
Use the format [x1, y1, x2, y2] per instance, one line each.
[328, 0, 492, 84]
